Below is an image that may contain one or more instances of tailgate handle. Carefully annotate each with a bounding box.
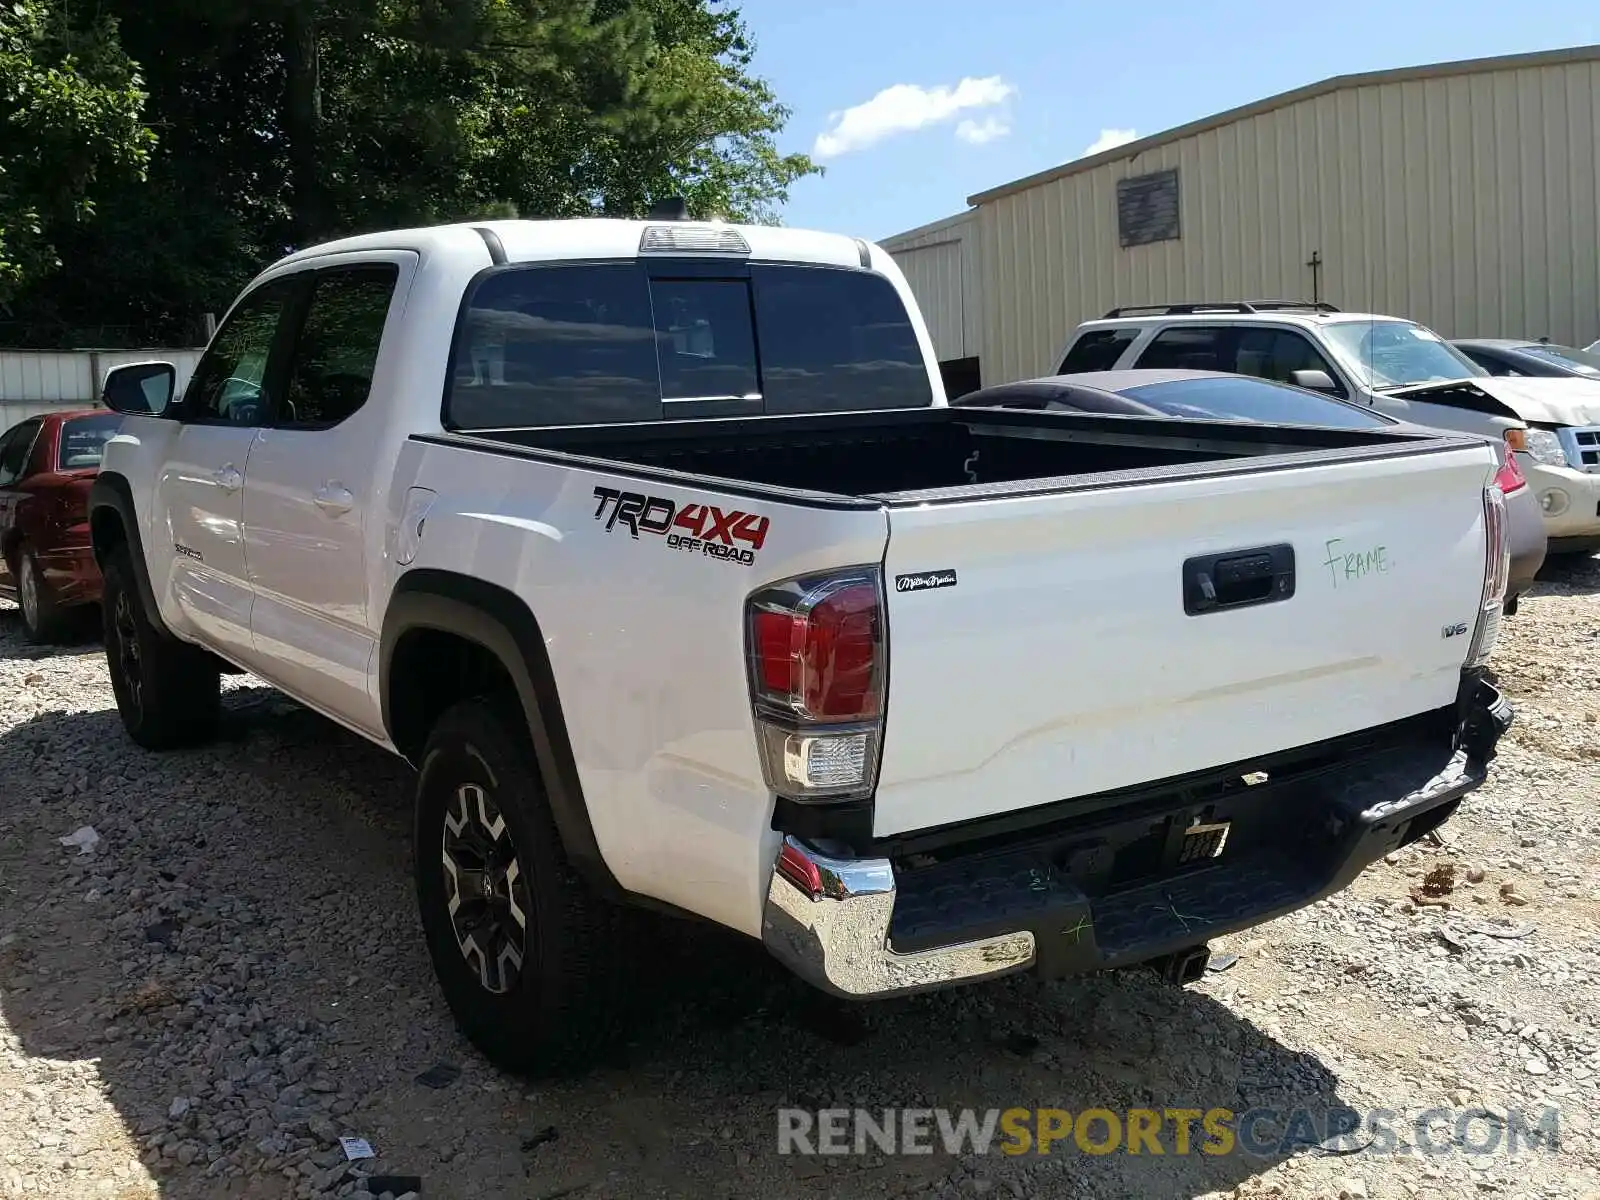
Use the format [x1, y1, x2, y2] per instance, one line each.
[1184, 544, 1295, 615]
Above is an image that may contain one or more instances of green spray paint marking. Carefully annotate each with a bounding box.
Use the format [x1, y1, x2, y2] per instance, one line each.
[1322, 538, 1390, 588]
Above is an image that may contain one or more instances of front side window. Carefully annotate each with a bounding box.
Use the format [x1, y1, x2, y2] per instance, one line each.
[184, 280, 295, 424]
[58, 414, 124, 469]
[1058, 328, 1139, 373]
[1135, 326, 1231, 371]
[1321, 321, 1483, 389]
[1458, 348, 1521, 376]
[1231, 328, 1346, 395]
[281, 265, 399, 427]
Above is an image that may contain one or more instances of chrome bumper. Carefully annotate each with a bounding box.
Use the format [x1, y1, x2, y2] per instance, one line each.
[760, 836, 1035, 998]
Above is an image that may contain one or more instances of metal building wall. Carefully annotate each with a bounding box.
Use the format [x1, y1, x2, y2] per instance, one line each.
[0, 349, 205, 429]
[881, 211, 981, 363]
[971, 52, 1600, 384]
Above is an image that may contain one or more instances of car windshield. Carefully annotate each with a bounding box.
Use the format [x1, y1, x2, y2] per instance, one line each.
[1322, 321, 1484, 389]
[1119, 376, 1392, 429]
[57, 413, 123, 470]
[1518, 344, 1600, 376]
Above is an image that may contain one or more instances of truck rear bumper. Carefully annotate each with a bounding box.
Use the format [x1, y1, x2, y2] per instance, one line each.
[762, 675, 1512, 1000]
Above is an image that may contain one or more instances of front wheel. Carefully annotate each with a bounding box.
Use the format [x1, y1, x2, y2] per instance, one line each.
[101, 546, 221, 749]
[414, 698, 628, 1074]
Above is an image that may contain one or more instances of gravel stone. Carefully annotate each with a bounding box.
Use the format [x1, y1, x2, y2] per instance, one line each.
[4, 570, 1600, 1199]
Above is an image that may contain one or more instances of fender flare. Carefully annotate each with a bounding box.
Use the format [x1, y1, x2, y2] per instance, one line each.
[380, 569, 621, 898]
[88, 473, 172, 637]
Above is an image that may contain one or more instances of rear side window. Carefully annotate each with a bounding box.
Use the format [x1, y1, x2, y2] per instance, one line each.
[0, 420, 41, 485]
[1135, 326, 1231, 370]
[445, 261, 931, 428]
[58, 414, 124, 469]
[753, 266, 931, 413]
[1521, 344, 1600, 375]
[1058, 328, 1138, 373]
[1121, 377, 1388, 428]
[449, 264, 660, 429]
[280, 265, 399, 427]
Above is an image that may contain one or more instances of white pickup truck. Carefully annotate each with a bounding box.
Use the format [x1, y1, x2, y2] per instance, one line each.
[91, 215, 1513, 1072]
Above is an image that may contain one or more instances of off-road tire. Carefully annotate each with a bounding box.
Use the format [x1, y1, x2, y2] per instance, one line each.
[414, 697, 628, 1074]
[101, 545, 221, 749]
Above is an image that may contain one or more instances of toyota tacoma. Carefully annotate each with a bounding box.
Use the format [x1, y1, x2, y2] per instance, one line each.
[89, 216, 1513, 1071]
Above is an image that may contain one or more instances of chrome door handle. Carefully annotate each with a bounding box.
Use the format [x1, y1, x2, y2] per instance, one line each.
[313, 483, 355, 516]
[213, 464, 244, 493]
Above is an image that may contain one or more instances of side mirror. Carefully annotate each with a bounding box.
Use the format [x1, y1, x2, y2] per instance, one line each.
[1290, 368, 1339, 394]
[101, 361, 177, 416]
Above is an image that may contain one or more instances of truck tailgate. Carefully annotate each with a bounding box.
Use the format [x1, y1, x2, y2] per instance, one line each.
[873, 445, 1495, 837]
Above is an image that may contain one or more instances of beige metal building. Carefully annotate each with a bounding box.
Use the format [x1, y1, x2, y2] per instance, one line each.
[883, 44, 1600, 393]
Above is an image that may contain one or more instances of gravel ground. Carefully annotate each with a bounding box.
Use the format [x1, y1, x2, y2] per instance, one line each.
[4, 564, 1600, 1200]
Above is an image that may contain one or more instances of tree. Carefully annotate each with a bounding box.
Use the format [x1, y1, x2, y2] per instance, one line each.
[0, 0, 155, 307]
[7, 0, 818, 345]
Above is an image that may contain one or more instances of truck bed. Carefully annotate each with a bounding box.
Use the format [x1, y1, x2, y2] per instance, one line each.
[461, 406, 1455, 504]
[416, 402, 1497, 841]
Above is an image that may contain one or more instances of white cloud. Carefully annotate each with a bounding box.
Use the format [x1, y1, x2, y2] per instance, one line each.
[1083, 127, 1139, 157]
[955, 115, 1011, 146]
[813, 76, 1016, 158]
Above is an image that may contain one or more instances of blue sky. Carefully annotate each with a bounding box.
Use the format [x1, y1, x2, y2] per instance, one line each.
[737, 0, 1600, 240]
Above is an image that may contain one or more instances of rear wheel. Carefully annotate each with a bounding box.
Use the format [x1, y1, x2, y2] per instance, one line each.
[16, 547, 69, 644]
[101, 546, 220, 749]
[414, 697, 627, 1074]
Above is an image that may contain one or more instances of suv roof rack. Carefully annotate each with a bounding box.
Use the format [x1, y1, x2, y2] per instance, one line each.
[1100, 300, 1341, 318]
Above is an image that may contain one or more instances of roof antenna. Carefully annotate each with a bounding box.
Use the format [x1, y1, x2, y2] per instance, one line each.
[648, 197, 690, 221]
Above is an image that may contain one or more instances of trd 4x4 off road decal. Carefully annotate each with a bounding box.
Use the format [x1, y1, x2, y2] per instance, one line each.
[592, 486, 770, 567]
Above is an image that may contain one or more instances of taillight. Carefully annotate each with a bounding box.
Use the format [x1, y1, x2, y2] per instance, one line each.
[1495, 444, 1527, 494]
[746, 569, 886, 800]
[1465, 485, 1510, 669]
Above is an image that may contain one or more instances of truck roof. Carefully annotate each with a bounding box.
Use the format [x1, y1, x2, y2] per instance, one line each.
[274, 218, 875, 273]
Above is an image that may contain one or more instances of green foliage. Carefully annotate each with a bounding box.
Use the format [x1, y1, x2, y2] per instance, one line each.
[3, 0, 818, 345]
[0, 0, 155, 306]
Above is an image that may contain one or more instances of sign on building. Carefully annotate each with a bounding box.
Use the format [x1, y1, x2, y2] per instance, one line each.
[1116, 168, 1180, 248]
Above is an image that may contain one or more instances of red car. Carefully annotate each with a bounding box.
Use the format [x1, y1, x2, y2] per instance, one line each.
[0, 409, 123, 642]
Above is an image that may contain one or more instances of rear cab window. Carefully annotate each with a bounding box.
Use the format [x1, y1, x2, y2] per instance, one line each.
[444, 260, 932, 429]
[58, 414, 125, 469]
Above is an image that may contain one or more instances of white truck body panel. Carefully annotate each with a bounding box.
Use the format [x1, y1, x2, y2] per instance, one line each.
[875, 446, 1494, 835]
[389, 437, 889, 935]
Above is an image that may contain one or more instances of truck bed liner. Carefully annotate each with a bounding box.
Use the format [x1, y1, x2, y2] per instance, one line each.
[442, 406, 1462, 506]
